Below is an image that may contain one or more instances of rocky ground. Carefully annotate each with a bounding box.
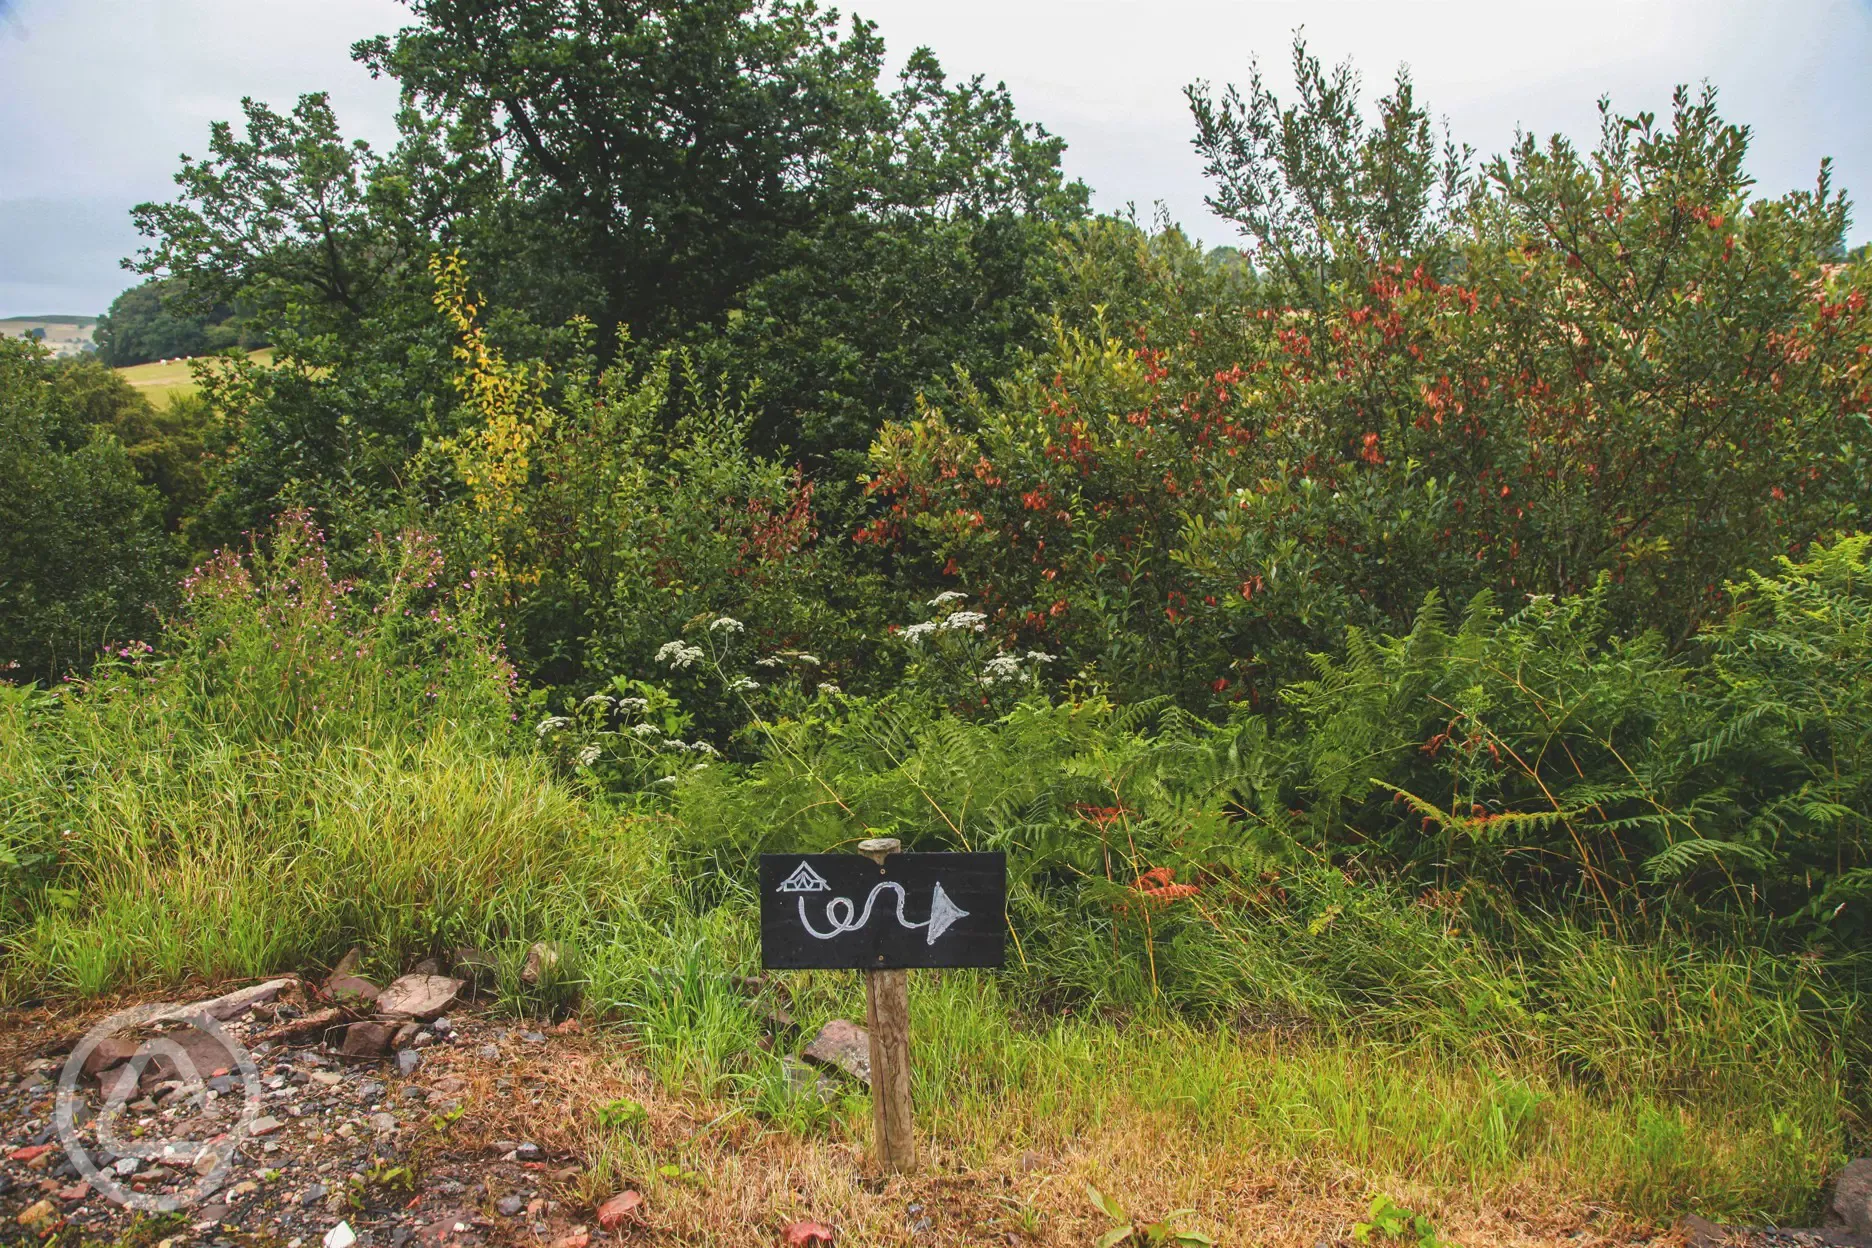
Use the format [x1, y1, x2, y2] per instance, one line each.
[0, 967, 632, 1248]
[0, 964, 1867, 1248]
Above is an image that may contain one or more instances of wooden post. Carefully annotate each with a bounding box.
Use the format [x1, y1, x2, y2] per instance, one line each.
[857, 836, 916, 1174]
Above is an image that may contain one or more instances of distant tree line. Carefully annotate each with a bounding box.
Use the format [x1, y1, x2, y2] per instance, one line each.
[93, 276, 265, 367]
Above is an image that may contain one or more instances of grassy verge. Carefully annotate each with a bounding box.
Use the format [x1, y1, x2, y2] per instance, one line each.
[0, 519, 1861, 1232]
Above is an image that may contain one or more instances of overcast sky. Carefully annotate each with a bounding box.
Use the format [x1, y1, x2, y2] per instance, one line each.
[2, 0, 1869, 317]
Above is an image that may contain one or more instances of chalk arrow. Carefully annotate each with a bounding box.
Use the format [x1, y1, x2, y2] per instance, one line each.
[925, 882, 969, 945]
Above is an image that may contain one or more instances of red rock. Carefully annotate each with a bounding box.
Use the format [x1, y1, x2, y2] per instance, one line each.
[78, 1036, 140, 1080]
[550, 1229, 590, 1248]
[141, 1027, 243, 1082]
[376, 974, 463, 1022]
[799, 1020, 870, 1085]
[782, 1221, 835, 1246]
[340, 1021, 396, 1058]
[56, 1182, 88, 1202]
[552, 1018, 581, 1035]
[8, 1145, 54, 1163]
[325, 974, 381, 1004]
[595, 1190, 644, 1229]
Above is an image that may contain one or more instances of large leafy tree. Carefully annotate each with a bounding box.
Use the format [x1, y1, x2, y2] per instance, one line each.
[354, 0, 893, 344]
[355, 0, 1086, 459]
[130, 0, 1085, 538]
[128, 91, 492, 540]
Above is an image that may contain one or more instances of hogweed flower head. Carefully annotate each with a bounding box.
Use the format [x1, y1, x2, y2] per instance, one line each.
[981, 654, 1024, 683]
[655, 641, 704, 669]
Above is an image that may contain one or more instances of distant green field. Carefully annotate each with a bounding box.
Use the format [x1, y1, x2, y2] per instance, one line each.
[117, 349, 274, 406]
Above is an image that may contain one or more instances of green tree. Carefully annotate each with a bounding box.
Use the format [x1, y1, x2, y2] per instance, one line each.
[129, 91, 470, 541]
[44, 356, 212, 532]
[1188, 36, 1471, 307]
[93, 277, 252, 367]
[0, 340, 177, 680]
[131, 0, 1085, 538]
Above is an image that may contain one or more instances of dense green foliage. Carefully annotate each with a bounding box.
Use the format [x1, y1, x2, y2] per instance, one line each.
[0, 514, 1861, 1220]
[126, 0, 1086, 540]
[93, 276, 258, 367]
[0, 340, 177, 681]
[869, 86, 1870, 705]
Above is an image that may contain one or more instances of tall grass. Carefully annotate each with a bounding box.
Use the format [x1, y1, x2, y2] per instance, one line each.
[0, 515, 660, 995]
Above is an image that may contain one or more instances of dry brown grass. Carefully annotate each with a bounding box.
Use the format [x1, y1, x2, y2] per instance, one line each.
[466, 1026, 1673, 1248]
[0, 995, 1687, 1247]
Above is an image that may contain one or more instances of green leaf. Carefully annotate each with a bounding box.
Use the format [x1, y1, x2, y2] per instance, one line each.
[1086, 1182, 1127, 1222]
[1096, 1226, 1134, 1248]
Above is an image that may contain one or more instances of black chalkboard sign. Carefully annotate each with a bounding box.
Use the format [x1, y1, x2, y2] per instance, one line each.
[759, 852, 1006, 969]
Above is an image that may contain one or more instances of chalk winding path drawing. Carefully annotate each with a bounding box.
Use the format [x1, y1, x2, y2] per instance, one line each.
[783, 868, 971, 946]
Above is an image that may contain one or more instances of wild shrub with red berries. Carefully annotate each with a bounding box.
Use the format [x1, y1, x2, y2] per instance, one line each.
[863, 81, 1872, 706]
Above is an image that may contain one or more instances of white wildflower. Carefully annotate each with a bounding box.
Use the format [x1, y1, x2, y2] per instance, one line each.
[632, 723, 661, 739]
[900, 621, 938, 644]
[616, 696, 650, 712]
[691, 741, 720, 757]
[655, 640, 704, 669]
[576, 744, 602, 766]
[580, 692, 614, 708]
[755, 657, 784, 668]
[653, 776, 676, 786]
[707, 616, 745, 633]
[981, 654, 1023, 683]
[730, 677, 760, 692]
[1025, 650, 1056, 664]
[927, 591, 968, 607]
[794, 653, 820, 665]
[691, 763, 709, 771]
[941, 611, 987, 632]
[535, 716, 572, 737]
[819, 683, 841, 696]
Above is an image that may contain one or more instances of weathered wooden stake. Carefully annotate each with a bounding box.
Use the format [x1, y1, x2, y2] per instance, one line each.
[858, 836, 916, 1174]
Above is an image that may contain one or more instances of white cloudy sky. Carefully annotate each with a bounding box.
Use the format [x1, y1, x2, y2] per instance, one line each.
[2, 0, 1869, 316]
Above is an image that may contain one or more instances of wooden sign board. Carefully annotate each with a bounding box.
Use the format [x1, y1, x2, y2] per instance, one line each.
[759, 852, 1006, 970]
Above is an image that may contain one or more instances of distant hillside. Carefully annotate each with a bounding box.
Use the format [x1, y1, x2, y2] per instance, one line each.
[2, 317, 98, 359]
